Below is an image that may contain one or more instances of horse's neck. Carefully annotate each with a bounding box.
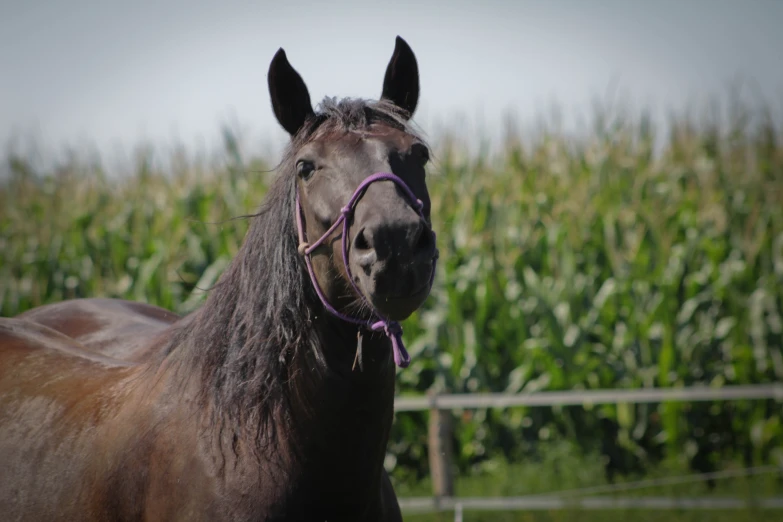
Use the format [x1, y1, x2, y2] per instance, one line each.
[144, 302, 396, 514]
[268, 322, 396, 504]
[285, 319, 397, 450]
[165, 307, 397, 461]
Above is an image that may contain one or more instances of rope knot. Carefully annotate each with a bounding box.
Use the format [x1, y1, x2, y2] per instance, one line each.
[297, 242, 310, 256]
[367, 320, 409, 367]
[384, 322, 403, 338]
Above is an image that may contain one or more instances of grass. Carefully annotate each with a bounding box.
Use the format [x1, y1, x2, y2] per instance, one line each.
[395, 445, 783, 521]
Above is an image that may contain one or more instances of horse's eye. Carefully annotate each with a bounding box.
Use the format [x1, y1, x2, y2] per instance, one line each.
[296, 160, 316, 180]
[411, 143, 430, 166]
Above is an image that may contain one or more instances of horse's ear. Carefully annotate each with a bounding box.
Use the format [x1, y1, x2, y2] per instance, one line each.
[381, 36, 419, 119]
[268, 48, 314, 136]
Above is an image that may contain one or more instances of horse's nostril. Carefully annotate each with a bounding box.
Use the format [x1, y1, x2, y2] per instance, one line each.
[354, 228, 371, 251]
[414, 226, 432, 253]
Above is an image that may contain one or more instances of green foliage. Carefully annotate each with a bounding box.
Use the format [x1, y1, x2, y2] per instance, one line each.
[2, 103, 782, 487]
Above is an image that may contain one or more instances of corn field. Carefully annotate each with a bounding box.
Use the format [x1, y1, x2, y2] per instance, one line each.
[2, 101, 782, 486]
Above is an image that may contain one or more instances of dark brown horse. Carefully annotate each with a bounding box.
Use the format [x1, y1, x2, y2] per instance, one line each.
[0, 36, 437, 521]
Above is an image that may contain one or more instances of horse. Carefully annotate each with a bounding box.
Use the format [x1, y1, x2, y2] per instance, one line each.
[0, 36, 438, 521]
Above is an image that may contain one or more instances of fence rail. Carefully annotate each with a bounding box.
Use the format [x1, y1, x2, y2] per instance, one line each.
[392, 383, 783, 510]
[393, 383, 783, 411]
[398, 495, 783, 513]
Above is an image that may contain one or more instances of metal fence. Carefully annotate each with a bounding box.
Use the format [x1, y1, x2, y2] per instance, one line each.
[400, 495, 783, 514]
[393, 383, 783, 411]
[392, 383, 783, 515]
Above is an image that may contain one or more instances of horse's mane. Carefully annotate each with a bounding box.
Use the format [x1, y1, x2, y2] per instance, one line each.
[163, 97, 423, 449]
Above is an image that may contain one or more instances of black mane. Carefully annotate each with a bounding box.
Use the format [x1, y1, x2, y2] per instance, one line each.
[168, 97, 422, 447]
[292, 97, 420, 150]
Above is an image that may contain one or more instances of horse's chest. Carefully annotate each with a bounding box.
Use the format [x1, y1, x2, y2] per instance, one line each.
[257, 438, 387, 520]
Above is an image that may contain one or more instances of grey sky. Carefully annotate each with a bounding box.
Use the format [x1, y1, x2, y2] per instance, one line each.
[1, 0, 782, 160]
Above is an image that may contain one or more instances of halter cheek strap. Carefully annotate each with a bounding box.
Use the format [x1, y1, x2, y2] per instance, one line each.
[295, 172, 437, 368]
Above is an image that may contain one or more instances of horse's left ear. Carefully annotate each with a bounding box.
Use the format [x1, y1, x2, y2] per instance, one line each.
[381, 36, 419, 119]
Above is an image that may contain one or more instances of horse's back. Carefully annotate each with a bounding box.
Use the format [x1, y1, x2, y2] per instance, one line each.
[0, 298, 185, 520]
[0, 312, 150, 522]
[0, 312, 142, 408]
[14, 297, 180, 362]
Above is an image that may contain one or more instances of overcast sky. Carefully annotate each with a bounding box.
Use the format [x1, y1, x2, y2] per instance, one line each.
[1, 0, 782, 161]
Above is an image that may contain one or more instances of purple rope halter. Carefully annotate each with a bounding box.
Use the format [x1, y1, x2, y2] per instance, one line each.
[295, 172, 437, 368]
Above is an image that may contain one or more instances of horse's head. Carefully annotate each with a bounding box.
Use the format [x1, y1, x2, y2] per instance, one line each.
[268, 37, 437, 326]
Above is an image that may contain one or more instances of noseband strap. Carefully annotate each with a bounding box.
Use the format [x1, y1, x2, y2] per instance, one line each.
[295, 172, 437, 368]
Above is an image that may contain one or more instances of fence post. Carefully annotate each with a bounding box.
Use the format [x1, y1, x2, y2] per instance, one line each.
[428, 390, 455, 504]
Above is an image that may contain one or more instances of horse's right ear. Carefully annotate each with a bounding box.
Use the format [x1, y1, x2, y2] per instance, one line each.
[268, 48, 314, 137]
[381, 36, 419, 118]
